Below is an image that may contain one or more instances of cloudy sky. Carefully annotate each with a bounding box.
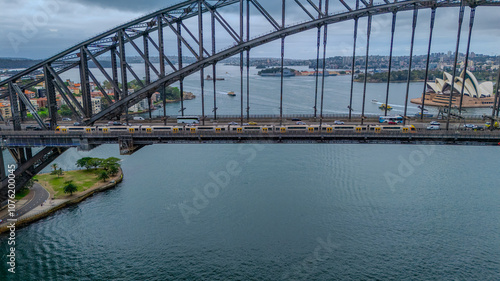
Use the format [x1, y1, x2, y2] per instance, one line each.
[0, 0, 499, 60]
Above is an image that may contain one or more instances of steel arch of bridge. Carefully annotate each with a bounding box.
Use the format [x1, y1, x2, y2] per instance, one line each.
[1, 0, 500, 200]
[2, 0, 500, 125]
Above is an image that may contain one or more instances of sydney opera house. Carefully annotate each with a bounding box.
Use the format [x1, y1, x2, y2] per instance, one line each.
[410, 70, 497, 108]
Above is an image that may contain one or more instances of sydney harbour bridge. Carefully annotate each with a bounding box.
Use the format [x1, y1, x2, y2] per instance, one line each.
[1, 0, 500, 199]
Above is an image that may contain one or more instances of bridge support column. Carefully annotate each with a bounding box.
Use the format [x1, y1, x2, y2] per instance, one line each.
[348, 0, 358, 121]
[177, 21, 185, 117]
[421, 7, 436, 120]
[361, 13, 372, 125]
[314, 0, 322, 119]
[384, 11, 397, 117]
[319, 0, 329, 128]
[403, 5, 418, 126]
[446, 1, 465, 130]
[210, 8, 218, 120]
[18, 90, 27, 122]
[119, 30, 129, 123]
[8, 82, 22, 131]
[79, 48, 92, 120]
[111, 46, 120, 102]
[458, 6, 476, 113]
[118, 137, 144, 155]
[45, 65, 59, 129]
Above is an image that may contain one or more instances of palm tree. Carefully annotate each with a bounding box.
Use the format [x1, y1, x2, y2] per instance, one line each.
[63, 180, 78, 195]
[97, 170, 109, 182]
[51, 163, 58, 172]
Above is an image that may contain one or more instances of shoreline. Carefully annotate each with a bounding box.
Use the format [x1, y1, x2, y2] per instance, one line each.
[0, 168, 123, 234]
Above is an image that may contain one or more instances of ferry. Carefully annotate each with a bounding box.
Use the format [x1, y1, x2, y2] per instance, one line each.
[206, 75, 224, 81]
[227, 91, 236, 96]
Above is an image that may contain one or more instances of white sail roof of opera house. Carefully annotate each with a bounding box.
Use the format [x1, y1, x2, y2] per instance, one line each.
[426, 70, 494, 98]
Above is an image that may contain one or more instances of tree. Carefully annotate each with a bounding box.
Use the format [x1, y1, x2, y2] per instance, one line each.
[97, 170, 109, 182]
[24, 178, 38, 189]
[63, 180, 78, 195]
[76, 157, 93, 170]
[51, 163, 58, 172]
[58, 104, 72, 117]
[88, 158, 102, 169]
[108, 165, 119, 176]
[51, 168, 63, 178]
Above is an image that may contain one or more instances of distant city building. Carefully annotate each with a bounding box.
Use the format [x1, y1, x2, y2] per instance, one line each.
[37, 88, 46, 98]
[0, 103, 12, 119]
[91, 97, 101, 114]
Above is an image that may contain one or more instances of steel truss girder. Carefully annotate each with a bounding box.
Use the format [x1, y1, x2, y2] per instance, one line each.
[47, 65, 85, 117]
[87, 0, 493, 125]
[203, 1, 241, 42]
[1, 0, 498, 129]
[122, 32, 160, 78]
[9, 83, 22, 131]
[0, 0, 240, 87]
[83, 47, 122, 99]
[163, 17, 200, 59]
[294, 0, 316, 20]
[145, 35, 178, 72]
[44, 65, 59, 129]
[11, 84, 47, 129]
[250, 0, 281, 30]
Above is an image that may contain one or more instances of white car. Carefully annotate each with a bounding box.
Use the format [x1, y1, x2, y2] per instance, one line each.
[464, 124, 475, 128]
[334, 120, 344, 125]
[430, 121, 440, 125]
[427, 125, 440, 130]
[296, 121, 306, 125]
[228, 122, 238, 125]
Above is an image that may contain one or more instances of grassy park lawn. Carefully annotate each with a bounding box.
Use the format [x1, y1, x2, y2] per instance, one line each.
[37, 169, 105, 198]
[15, 188, 31, 200]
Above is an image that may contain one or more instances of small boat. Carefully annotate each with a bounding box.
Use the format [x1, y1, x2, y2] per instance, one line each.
[227, 91, 236, 96]
[371, 99, 378, 103]
[379, 104, 392, 111]
[206, 75, 225, 81]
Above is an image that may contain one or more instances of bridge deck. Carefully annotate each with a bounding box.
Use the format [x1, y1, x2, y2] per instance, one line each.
[2, 131, 500, 149]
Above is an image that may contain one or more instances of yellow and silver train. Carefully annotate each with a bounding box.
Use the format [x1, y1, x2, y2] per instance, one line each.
[55, 124, 416, 134]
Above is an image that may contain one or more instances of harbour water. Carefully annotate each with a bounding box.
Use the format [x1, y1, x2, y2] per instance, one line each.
[57, 63, 494, 119]
[1, 144, 499, 280]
